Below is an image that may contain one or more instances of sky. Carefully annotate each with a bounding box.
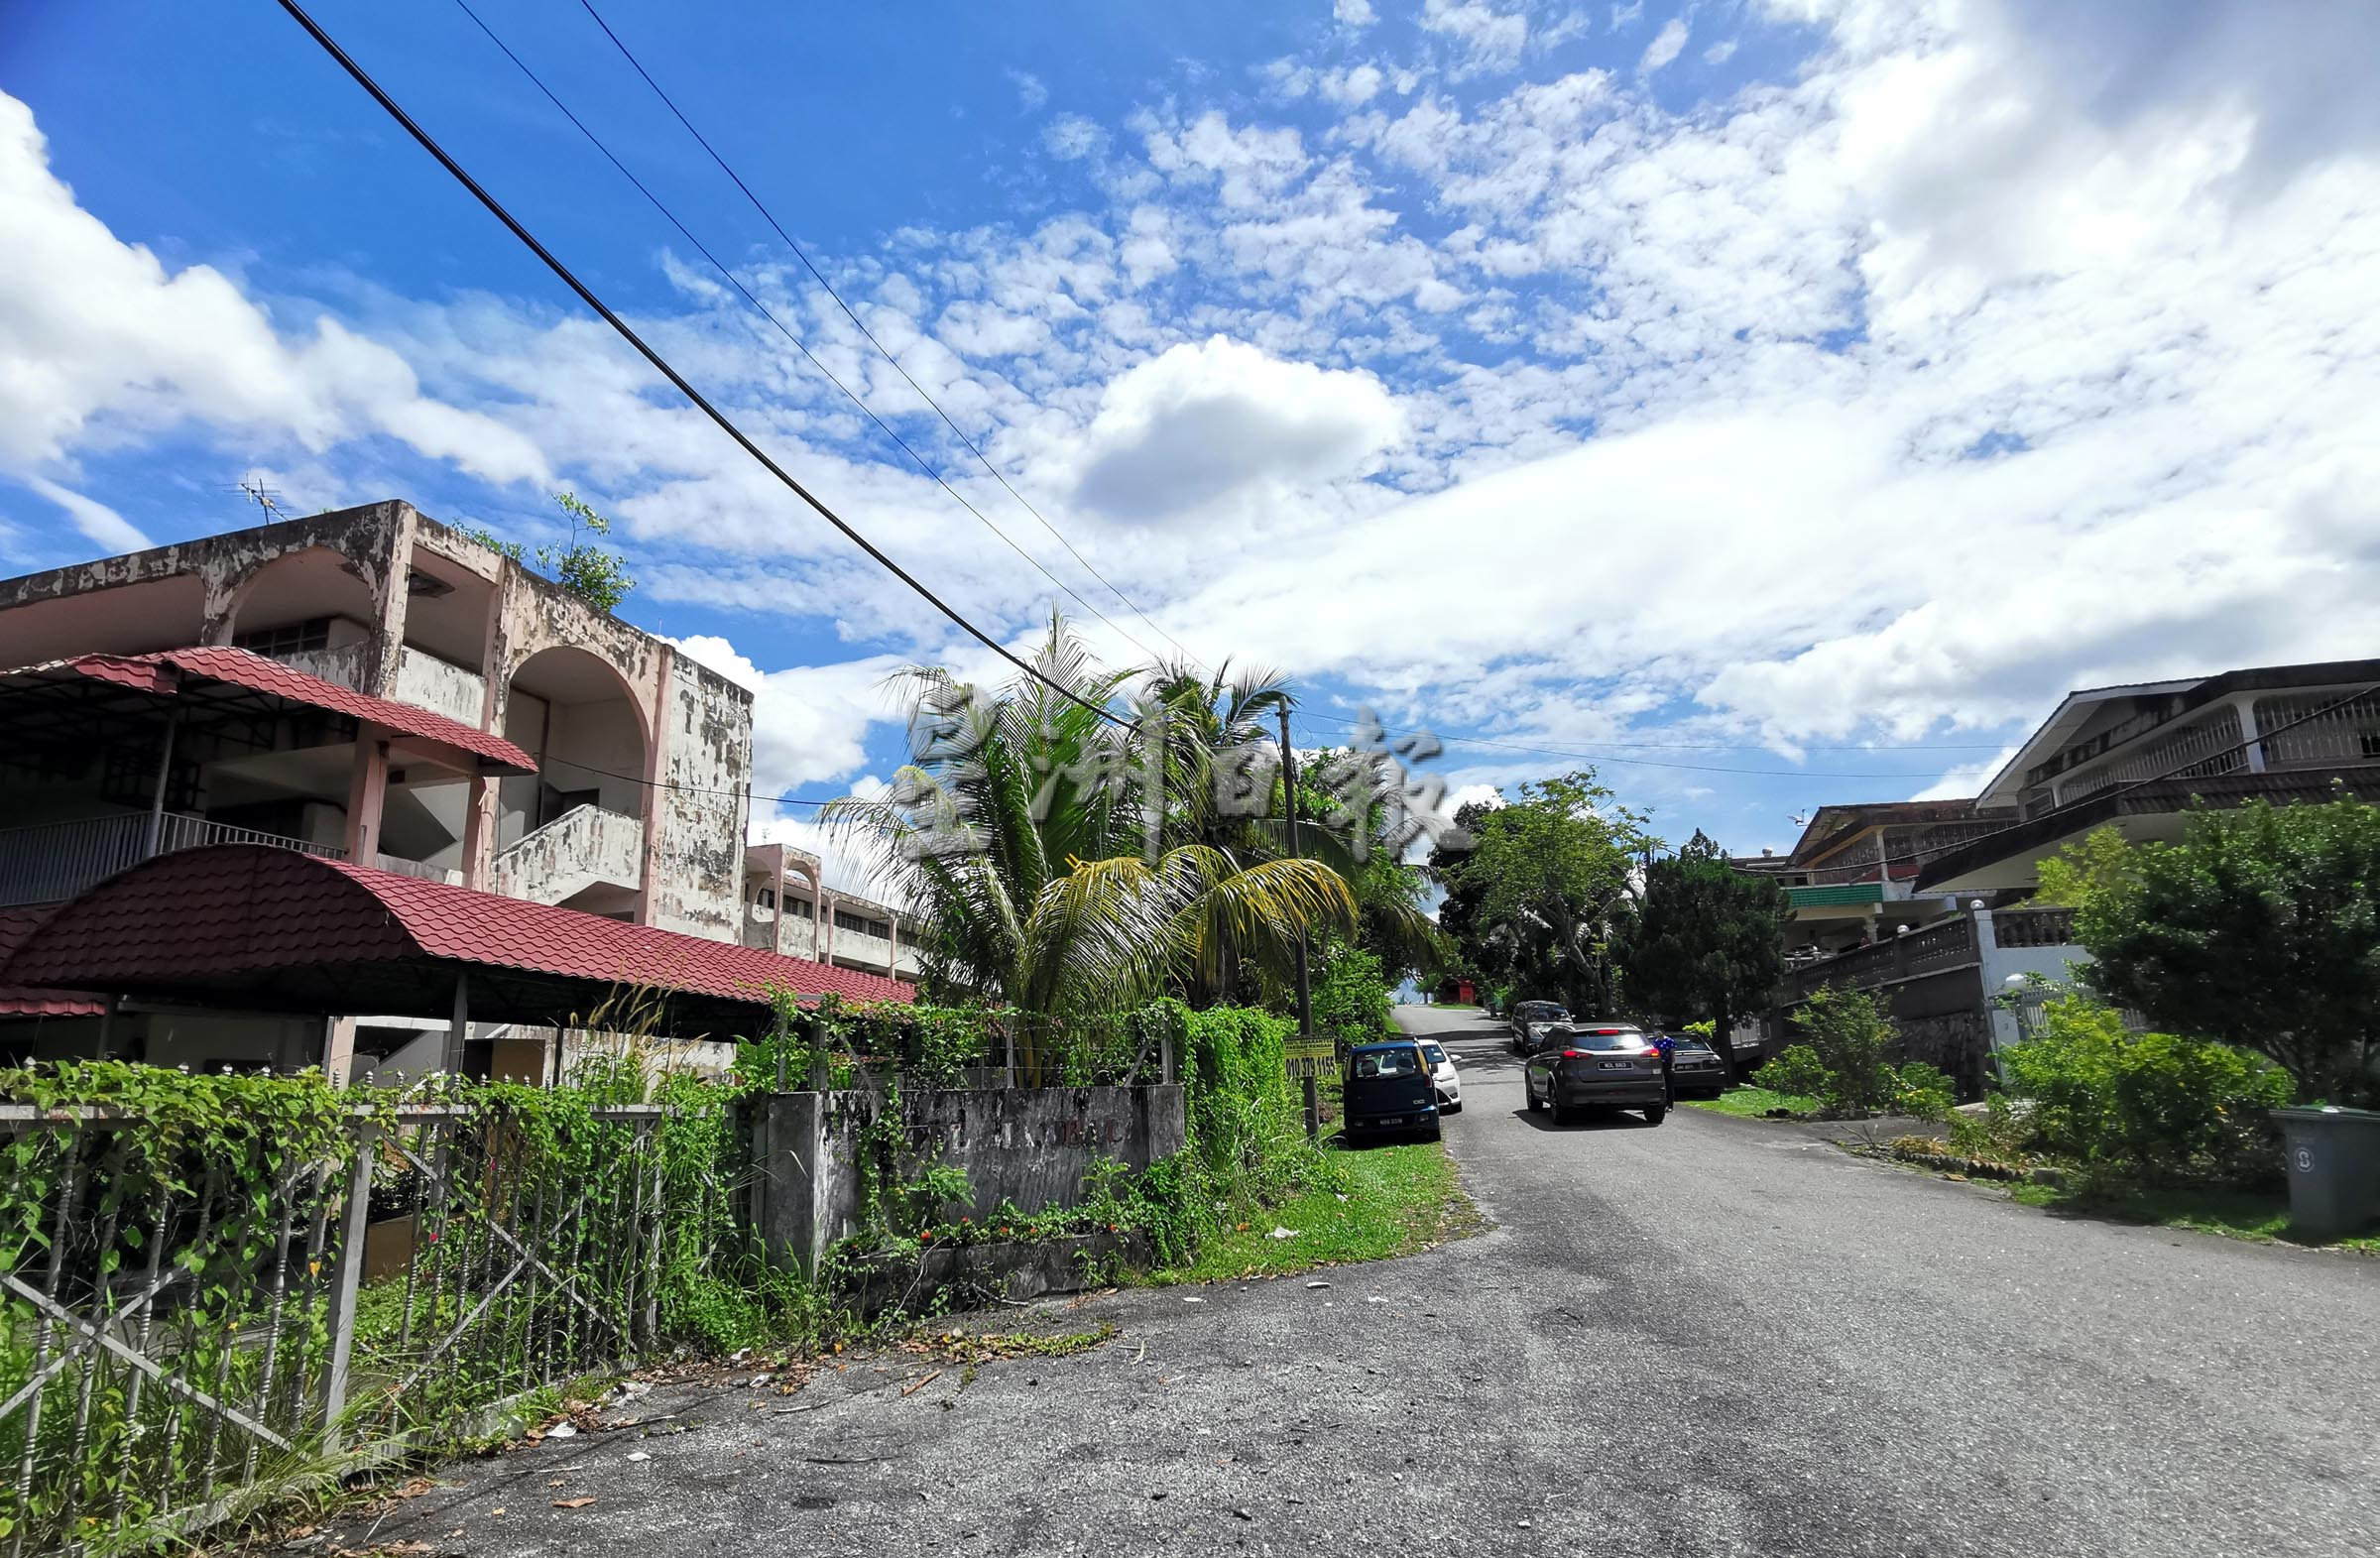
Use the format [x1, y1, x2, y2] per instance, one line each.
[4, 0, 2378, 894]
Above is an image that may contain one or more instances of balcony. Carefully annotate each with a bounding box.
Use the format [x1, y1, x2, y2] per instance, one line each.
[1780, 915, 1979, 1005]
[392, 647, 487, 728]
[268, 642, 488, 730]
[0, 812, 348, 909]
[493, 803, 644, 906]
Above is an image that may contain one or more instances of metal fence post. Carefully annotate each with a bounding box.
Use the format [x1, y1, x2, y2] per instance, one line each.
[318, 1118, 378, 1451]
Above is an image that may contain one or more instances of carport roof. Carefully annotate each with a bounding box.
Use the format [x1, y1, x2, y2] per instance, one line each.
[49, 646, 536, 773]
[0, 844, 913, 1035]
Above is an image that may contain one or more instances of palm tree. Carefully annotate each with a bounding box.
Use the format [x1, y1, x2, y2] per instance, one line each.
[824, 616, 1357, 1018]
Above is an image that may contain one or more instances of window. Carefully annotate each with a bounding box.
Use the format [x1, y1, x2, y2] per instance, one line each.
[785, 898, 813, 919]
[754, 887, 775, 909]
[232, 617, 332, 657]
[1420, 1044, 1447, 1066]
[1352, 1048, 1421, 1079]
[834, 909, 871, 934]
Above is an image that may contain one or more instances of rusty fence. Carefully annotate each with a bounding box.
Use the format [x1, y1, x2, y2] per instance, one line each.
[0, 1099, 671, 1556]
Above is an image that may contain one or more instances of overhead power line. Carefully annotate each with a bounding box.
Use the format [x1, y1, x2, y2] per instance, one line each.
[448, 0, 1174, 668]
[274, 0, 1130, 731]
[571, 0, 1201, 669]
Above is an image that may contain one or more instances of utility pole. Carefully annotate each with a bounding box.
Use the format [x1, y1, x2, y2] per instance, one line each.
[1278, 706, 1319, 1138]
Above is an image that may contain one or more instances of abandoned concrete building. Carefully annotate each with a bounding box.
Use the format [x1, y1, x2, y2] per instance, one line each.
[0, 500, 912, 1078]
[741, 841, 924, 982]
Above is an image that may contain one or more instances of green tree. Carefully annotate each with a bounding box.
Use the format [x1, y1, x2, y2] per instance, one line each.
[1619, 829, 1788, 1083]
[825, 617, 1357, 1018]
[463, 490, 636, 613]
[2036, 796, 2380, 1102]
[1432, 772, 1654, 1017]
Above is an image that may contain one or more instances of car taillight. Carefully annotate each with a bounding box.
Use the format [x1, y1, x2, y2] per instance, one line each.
[1561, 1048, 1586, 1059]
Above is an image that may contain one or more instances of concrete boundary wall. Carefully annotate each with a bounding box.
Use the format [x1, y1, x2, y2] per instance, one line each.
[743, 1084, 1188, 1273]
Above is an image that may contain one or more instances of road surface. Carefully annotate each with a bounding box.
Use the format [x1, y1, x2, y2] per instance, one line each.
[322, 1005, 2379, 1556]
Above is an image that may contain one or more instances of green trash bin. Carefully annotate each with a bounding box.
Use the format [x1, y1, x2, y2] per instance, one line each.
[2271, 1106, 2380, 1238]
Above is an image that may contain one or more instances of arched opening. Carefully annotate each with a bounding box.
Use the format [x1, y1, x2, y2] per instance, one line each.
[224, 546, 381, 687]
[491, 647, 651, 913]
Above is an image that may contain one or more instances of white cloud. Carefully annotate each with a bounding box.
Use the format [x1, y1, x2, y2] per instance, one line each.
[1335, 0, 1377, 28]
[668, 633, 909, 794]
[1043, 113, 1106, 161]
[1007, 69, 1049, 112]
[23, 476, 148, 552]
[1421, 0, 1530, 77]
[0, 91, 546, 488]
[1070, 336, 1405, 523]
[1609, 2, 1644, 29]
[1705, 39, 1739, 64]
[1640, 18, 1690, 73]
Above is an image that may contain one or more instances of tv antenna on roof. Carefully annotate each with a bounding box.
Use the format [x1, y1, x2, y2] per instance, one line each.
[232, 475, 288, 517]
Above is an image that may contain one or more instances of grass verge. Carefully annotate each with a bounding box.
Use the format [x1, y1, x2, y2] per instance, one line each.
[2005, 1180, 2380, 1254]
[1151, 1139, 1482, 1284]
[1682, 1084, 1818, 1120]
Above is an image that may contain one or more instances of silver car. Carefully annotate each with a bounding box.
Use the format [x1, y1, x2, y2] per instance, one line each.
[1522, 1023, 1667, 1126]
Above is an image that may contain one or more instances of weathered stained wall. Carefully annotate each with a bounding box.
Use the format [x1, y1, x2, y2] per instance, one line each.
[645, 649, 753, 938]
[0, 502, 414, 682]
[742, 1084, 1190, 1274]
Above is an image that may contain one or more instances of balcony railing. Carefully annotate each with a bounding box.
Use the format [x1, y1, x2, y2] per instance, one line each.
[1780, 915, 1978, 1005]
[0, 812, 348, 908]
[493, 803, 644, 905]
[1989, 906, 2078, 948]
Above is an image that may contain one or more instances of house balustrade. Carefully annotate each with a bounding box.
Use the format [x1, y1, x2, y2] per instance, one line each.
[0, 812, 351, 908]
[1779, 914, 1978, 1004]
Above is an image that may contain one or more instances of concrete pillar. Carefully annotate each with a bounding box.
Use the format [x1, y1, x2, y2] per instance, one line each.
[321, 1017, 358, 1085]
[343, 730, 389, 863]
[635, 645, 673, 926]
[771, 849, 787, 956]
[461, 774, 497, 890]
[2236, 695, 2267, 773]
[820, 888, 837, 967]
[887, 909, 900, 975]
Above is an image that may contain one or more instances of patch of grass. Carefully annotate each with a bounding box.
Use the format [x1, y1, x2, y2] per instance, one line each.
[1151, 1139, 1482, 1284]
[2005, 1181, 2380, 1254]
[1683, 1084, 1817, 1120]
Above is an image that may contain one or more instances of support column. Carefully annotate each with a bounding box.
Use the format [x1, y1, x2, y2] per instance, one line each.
[145, 710, 182, 856]
[442, 971, 470, 1074]
[460, 773, 498, 890]
[2235, 695, 2267, 774]
[772, 849, 787, 957]
[820, 889, 837, 967]
[321, 1017, 358, 1086]
[887, 909, 900, 975]
[635, 645, 673, 927]
[342, 727, 389, 864]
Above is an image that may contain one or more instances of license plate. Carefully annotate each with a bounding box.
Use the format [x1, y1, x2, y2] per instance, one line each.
[1599, 1061, 1633, 1070]
[1377, 1116, 1403, 1126]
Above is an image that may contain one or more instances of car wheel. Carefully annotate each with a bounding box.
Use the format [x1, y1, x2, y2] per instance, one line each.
[1524, 1075, 1543, 1112]
[1427, 1120, 1444, 1142]
[1642, 1106, 1666, 1126]
[1549, 1098, 1569, 1127]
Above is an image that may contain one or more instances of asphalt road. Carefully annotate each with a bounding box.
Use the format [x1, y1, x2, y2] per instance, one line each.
[320, 1005, 2380, 1557]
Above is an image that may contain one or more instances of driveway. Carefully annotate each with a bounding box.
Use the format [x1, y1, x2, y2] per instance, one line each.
[317, 1005, 2380, 1556]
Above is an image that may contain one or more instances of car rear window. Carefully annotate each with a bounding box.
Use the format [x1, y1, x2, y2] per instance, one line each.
[1420, 1044, 1447, 1065]
[1563, 1030, 1645, 1051]
[1352, 1048, 1421, 1078]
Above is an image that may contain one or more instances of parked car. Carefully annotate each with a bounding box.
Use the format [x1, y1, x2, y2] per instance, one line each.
[1416, 1038, 1463, 1114]
[1343, 1040, 1442, 1142]
[1660, 1031, 1726, 1099]
[1523, 1024, 1667, 1126]
[1509, 1002, 1571, 1053]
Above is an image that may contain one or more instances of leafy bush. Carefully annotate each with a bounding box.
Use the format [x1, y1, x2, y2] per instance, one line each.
[1773, 986, 1955, 1120]
[1310, 945, 1392, 1047]
[2001, 996, 2294, 1187]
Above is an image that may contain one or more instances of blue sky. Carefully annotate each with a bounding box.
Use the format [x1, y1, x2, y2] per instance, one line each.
[5, 0, 2379, 889]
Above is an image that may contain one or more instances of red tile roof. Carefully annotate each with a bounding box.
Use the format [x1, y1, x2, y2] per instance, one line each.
[0, 845, 913, 1032]
[64, 647, 535, 773]
[0, 907, 106, 1019]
